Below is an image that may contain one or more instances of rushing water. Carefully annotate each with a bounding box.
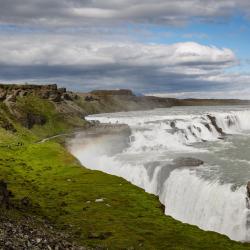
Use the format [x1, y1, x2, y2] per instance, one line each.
[69, 106, 250, 241]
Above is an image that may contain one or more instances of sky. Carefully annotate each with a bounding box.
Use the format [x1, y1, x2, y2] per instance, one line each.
[0, 0, 250, 98]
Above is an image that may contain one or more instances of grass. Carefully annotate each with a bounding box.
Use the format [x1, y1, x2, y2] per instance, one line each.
[1, 138, 250, 249]
[0, 96, 250, 249]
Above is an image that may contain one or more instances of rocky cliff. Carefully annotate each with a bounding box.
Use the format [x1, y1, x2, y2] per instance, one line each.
[0, 84, 87, 133]
[0, 83, 78, 103]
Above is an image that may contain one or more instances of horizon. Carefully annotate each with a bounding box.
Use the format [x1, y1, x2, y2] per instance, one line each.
[0, 1, 250, 99]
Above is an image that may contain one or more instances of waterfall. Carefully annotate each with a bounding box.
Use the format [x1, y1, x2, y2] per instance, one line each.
[160, 169, 249, 241]
[70, 107, 250, 242]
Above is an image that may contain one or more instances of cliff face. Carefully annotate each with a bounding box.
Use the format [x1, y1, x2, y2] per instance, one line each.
[0, 84, 87, 133]
[79, 89, 250, 115]
[78, 90, 175, 114]
[0, 84, 78, 103]
[90, 89, 135, 96]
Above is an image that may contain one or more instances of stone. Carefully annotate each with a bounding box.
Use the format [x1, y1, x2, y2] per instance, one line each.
[247, 181, 250, 198]
[207, 115, 225, 136]
[62, 93, 73, 101]
[85, 96, 95, 102]
[95, 198, 104, 203]
[58, 88, 66, 93]
[88, 231, 112, 240]
[173, 157, 204, 167]
[0, 90, 7, 101]
[21, 197, 30, 207]
[49, 93, 61, 102]
[0, 180, 12, 209]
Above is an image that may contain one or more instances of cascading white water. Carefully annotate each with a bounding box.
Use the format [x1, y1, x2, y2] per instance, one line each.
[69, 106, 250, 242]
[160, 169, 249, 241]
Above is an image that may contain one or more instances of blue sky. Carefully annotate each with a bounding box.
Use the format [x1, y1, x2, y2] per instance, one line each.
[0, 0, 250, 98]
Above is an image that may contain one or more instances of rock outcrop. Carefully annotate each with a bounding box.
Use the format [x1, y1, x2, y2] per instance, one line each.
[0, 84, 78, 104]
[247, 181, 250, 199]
[0, 180, 13, 209]
[0, 115, 16, 132]
[90, 89, 135, 96]
[173, 157, 204, 167]
[207, 115, 226, 136]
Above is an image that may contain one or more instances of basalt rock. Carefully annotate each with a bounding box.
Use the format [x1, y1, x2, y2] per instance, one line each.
[0, 180, 13, 209]
[173, 157, 204, 167]
[0, 116, 16, 132]
[49, 92, 61, 102]
[91, 89, 135, 96]
[0, 84, 79, 104]
[20, 196, 31, 207]
[0, 90, 7, 101]
[247, 181, 250, 199]
[62, 93, 73, 101]
[207, 115, 226, 136]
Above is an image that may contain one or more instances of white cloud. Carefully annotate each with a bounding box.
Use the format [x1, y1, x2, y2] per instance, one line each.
[0, 35, 236, 69]
[0, 34, 245, 95]
[0, 0, 249, 27]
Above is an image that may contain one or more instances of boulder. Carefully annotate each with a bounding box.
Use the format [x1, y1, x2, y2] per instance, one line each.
[85, 95, 95, 102]
[0, 180, 13, 209]
[0, 90, 7, 101]
[39, 91, 50, 99]
[49, 93, 61, 102]
[62, 93, 73, 101]
[247, 181, 250, 198]
[58, 88, 66, 93]
[20, 197, 31, 207]
[173, 157, 204, 167]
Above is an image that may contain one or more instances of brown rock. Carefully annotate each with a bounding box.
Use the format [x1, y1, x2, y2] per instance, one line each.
[247, 181, 250, 198]
[173, 157, 204, 167]
[62, 93, 73, 101]
[0, 180, 12, 209]
[21, 197, 31, 207]
[0, 90, 7, 101]
[207, 115, 225, 136]
[49, 93, 61, 102]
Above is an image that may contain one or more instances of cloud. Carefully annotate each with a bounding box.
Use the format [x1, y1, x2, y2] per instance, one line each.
[0, 36, 236, 68]
[0, 0, 249, 27]
[0, 34, 243, 93]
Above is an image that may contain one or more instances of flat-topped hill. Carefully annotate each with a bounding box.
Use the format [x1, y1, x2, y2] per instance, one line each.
[90, 89, 135, 96]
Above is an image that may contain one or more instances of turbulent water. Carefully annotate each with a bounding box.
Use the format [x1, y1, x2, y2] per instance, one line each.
[69, 106, 250, 241]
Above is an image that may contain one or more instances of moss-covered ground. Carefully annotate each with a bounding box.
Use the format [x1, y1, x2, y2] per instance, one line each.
[0, 97, 250, 249]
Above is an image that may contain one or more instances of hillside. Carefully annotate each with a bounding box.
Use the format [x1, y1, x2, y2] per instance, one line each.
[1, 83, 250, 249]
[78, 89, 250, 115]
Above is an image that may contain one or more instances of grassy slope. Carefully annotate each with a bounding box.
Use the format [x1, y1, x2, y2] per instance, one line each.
[0, 96, 250, 249]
